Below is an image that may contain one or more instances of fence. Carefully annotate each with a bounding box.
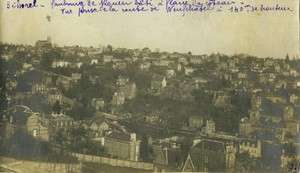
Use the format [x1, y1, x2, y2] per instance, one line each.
[71, 152, 153, 170]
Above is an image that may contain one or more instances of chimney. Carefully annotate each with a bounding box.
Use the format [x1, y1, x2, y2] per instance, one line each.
[130, 133, 136, 141]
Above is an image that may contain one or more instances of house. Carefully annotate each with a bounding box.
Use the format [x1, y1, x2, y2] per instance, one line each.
[104, 131, 140, 161]
[179, 80, 199, 93]
[47, 89, 63, 104]
[91, 98, 105, 110]
[239, 117, 253, 136]
[283, 106, 294, 121]
[251, 96, 262, 110]
[285, 120, 299, 136]
[49, 113, 75, 131]
[166, 69, 175, 78]
[116, 76, 129, 86]
[88, 47, 101, 55]
[280, 146, 300, 170]
[103, 55, 113, 63]
[51, 60, 71, 68]
[6, 79, 17, 91]
[145, 114, 160, 124]
[184, 67, 196, 76]
[275, 80, 288, 89]
[189, 56, 202, 64]
[44, 76, 53, 86]
[151, 75, 167, 91]
[56, 76, 72, 90]
[113, 61, 127, 70]
[239, 139, 261, 158]
[212, 91, 232, 107]
[249, 110, 260, 124]
[112, 92, 125, 106]
[118, 83, 137, 100]
[202, 119, 216, 135]
[153, 148, 195, 172]
[31, 83, 47, 95]
[81, 116, 111, 137]
[190, 139, 236, 172]
[289, 94, 298, 104]
[160, 86, 181, 101]
[71, 73, 81, 82]
[23, 63, 33, 71]
[139, 62, 151, 71]
[89, 75, 100, 84]
[26, 113, 50, 141]
[188, 116, 204, 129]
[90, 59, 98, 65]
[193, 77, 208, 84]
[237, 72, 247, 79]
[178, 56, 188, 65]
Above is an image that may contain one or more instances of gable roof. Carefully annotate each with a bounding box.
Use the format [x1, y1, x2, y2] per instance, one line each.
[88, 116, 109, 126]
[153, 148, 184, 171]
[182, 154, 195, 172]
[193, 139, 226, 153]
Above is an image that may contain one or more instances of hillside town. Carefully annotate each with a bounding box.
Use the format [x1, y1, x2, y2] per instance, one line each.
[0, 37, 299, 172]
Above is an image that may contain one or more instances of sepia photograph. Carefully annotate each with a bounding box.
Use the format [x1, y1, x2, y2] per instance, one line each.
[0, 0, 299, 172]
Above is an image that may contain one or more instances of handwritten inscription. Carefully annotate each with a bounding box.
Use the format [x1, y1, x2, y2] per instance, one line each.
[7, 0, 42, 9]
[6, 0, 293, 16]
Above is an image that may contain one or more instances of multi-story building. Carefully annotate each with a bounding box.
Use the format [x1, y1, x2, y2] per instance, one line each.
[91, 98, 105, 110]
[239, 139, 261, 158]
[31, 83, 47, 95]
[151, 75, 167, 91]
[189, 116, 204, 129]
[26, 113, 50, 141]
[80, 116, 111, 137]
[111, 92, 125, 106]
[118, 82, 137, 100]
[190, 139, 236, 172]
[104, 131, 140, 161]
[239, 117, 253, 136]
[49, 113, 75, 131]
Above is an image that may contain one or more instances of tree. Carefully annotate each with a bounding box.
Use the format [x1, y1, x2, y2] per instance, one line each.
[0, 57, 7, 116]
[52, 100, 61, 114]
[140, 134, 150, 162]
[285, 54, 290, 62]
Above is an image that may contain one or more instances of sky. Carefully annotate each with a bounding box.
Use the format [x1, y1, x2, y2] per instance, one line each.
[0, 0, 299, 58]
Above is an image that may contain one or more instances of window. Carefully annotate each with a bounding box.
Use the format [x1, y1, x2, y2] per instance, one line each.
[205, 156, 208, 163]
[33, 129, 37, 137]
[136, 146, 139, 153]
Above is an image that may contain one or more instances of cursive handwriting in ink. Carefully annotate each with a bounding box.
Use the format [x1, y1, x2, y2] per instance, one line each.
[5, 0, 294, 16]
[7, 0, 39, 9]
[260, 4, 292, 12]
[51, 0, 84, 9]
[99, 0, 127, 12]
[166, 0, 214, 16]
